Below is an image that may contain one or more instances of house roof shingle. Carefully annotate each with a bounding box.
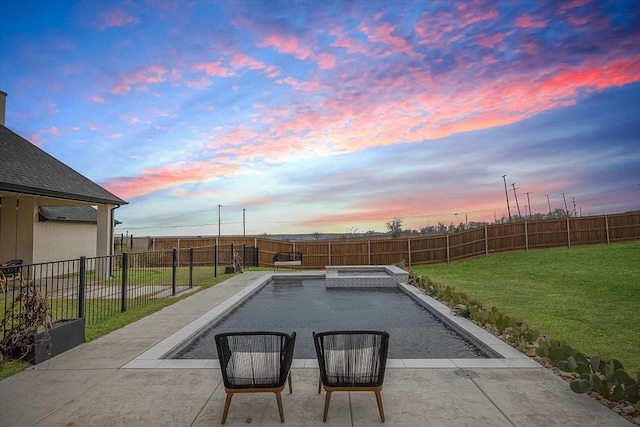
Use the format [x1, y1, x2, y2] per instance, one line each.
[0, 124, 127, 205]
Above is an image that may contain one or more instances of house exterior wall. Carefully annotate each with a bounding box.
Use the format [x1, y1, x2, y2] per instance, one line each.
[0, 195, 36, 263]
[33, 221, 97, 264]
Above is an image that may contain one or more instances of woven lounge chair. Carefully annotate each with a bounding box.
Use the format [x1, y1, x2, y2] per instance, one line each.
[313, 330, 390, 423]
[214, 331, 296, 424]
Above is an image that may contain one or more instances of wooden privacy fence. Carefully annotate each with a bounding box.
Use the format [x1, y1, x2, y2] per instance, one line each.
[149, 212, 640, 269]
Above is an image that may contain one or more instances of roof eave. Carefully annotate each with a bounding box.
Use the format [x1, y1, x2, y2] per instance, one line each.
[0, 183, 128, 206]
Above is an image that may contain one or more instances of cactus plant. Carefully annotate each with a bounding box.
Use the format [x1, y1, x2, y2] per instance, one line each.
[535, 337, 574, 362]
[507, 323, 540, 352]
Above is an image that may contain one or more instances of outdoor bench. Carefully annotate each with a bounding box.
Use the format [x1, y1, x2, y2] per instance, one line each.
[273, 252, 303, 270]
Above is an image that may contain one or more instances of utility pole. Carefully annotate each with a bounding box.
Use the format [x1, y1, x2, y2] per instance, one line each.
[572, 197, 577, 216]
[511, 183, 521, 218]
[455, 212, 468, 229]
[502, 175, 512, 222]
[546, 194, 552, 216]
[526, 192, 532, 220]
[562, 193, 569, 217]
[243, 208, 246, 236]
[217, 204, 223, 236]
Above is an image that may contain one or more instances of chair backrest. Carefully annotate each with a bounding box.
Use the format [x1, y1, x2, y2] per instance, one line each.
[215, 331, 296, 389]
[1, 259, 23, 277]
[313, 330, 389, 388]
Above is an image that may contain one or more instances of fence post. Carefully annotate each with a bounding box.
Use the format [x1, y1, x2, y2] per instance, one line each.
[328, 241, 331, 266]
[446, 233, 450, 264]
[121, 252, 128, 313]
[524, 221, 529, 251]
[566, 217, 571, 248]
[605, 215, 610, 244]
[78, 256, 86, 319]
[368, 240, 371, 265]
[484, 225, 489, 256]
[172, 248, 177, 296]
[407, 238, 411, 269]
[189, 247, 194, 288]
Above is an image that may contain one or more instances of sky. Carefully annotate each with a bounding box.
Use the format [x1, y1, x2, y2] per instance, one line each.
[1, 0, 639, 237]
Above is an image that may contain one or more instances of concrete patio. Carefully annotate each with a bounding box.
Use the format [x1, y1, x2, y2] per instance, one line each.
[0, 271, 632, 426]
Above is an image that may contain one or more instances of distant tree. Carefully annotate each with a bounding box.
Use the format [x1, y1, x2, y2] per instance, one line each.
[312, 232, 321, 241]
[343, 226, 360, 239]
[385, 217, 404, 238]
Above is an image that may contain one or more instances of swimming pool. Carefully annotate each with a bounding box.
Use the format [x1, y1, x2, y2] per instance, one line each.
[124, 271, 538, 369]
[172, 276, 497, 359]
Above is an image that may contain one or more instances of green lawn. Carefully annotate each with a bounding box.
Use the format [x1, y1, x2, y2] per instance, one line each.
[412, 240, 640, 373]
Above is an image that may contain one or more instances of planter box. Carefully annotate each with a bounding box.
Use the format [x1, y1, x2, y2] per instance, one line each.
[31, 318, 85, 364]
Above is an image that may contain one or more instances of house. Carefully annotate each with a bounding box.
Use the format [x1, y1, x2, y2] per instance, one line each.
[0, 91, 128, 265]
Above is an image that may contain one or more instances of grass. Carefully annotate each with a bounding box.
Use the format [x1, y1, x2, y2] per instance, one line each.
[412, 240, 640, 373]
[83, 269, 234, 340]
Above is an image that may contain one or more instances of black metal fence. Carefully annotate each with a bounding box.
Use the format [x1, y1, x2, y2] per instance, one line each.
[1, 244, 257, 339]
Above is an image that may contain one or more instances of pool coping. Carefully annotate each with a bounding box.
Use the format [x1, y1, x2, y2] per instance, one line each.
[122, 271, 540, 370]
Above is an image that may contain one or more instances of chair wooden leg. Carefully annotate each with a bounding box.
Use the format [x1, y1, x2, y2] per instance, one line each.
[322, 390, 332, 422]
[317, 376, 322, 394]
[221, 391, 234, 424]
[374, 389, 385, 423]
[287, 371, 293, 394]
[275, 391, 285, 422]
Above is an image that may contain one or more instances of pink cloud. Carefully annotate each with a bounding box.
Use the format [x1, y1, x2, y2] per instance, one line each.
[211, 51, 640, 169]
[111, 64, 168, 94]
[360, 22, 416, 57]
[120, 114, 141, 124]
[477, 33, 505, 48]
[98, 9, 138, 31]
[558, 0, 591, 15]
[27, 126, 60, 147]
[230, 53, 266, 70]
[515, 15, 548, 29]
[317, 53, 336, 69]
[414, 10, 456, 48]
[274, 76, 328, 92]
[28, 132, 44, 147]
[455, 1, 499, 28]
[331, 32, 358, 52]
[258, 33, 313, 61]
[103, 161, 242, 200]
[91, 95, 106, 103]
[194, 61, 232, 77]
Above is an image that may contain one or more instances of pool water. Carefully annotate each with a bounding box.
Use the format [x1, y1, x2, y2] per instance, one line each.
[174, 278, 494, 359]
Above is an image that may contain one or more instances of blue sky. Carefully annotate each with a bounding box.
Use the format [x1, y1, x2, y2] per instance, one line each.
[1, 0, 639, 236]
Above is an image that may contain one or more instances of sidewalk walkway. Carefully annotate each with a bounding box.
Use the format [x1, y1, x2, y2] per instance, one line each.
[0, 272, 632, 426]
